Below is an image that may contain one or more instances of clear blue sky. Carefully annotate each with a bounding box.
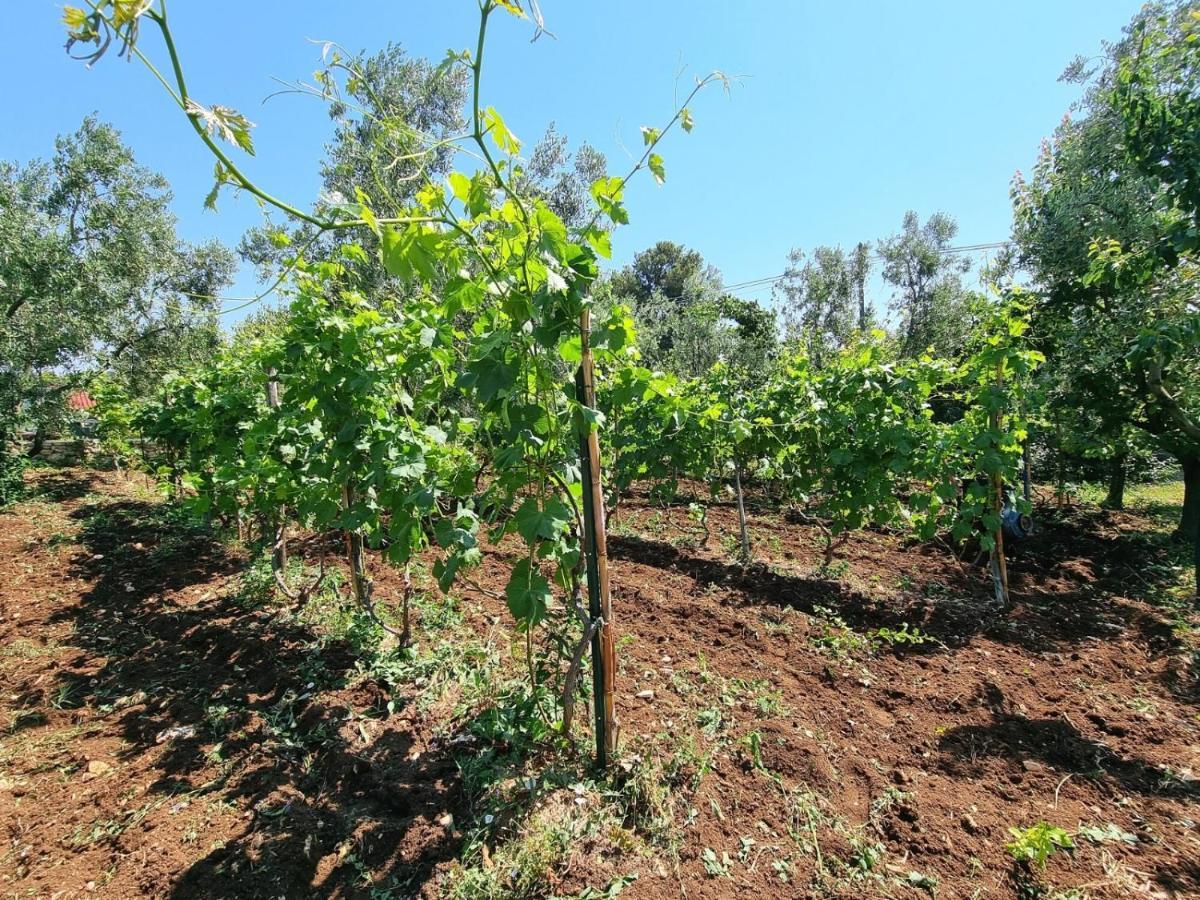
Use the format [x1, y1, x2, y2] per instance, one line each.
[5, 1, 1139, 322]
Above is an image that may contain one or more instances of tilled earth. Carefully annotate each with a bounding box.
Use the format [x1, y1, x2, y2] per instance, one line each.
[1, 468, 1198, 899]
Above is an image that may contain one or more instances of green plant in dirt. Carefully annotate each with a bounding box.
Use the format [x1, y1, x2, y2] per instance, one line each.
[64, 0, 730, 760]
[89, 378, 143, 474]
[686, 501, 710, 546]
[771, 857, 793, 882]
[607, 307, 1039, 578]
[236, 551, 282, 610]
[701, 847, 732, 878]
[1076, 822, 1138, 846]
[696, 706, 724, 738]
[49, 682, 82, 710]
[903, 870, 939, 895]
[609, 750, 683, 851]
[1006, 822, 1075, 868]
[740, 729, 765, 769]
[575, 875, 639, 899]
[0, 439, 25, 508]
[817, 559, 851, 580]
[754, 688, 785, 716]
[873, 623, 932, 648]
[808, 606, 873, 660]
[449, 810, 575, 900]
[757, 335, 952, 565]
[846, 836, 884, 876]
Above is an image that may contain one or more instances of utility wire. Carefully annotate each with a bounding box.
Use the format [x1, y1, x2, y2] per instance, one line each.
[719, 240, 1012, 295]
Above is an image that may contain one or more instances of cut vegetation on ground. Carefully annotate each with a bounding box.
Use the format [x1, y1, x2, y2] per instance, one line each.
[1, 468, 1196, 898]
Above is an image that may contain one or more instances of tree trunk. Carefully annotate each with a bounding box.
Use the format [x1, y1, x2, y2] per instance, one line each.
[853, 241, 870, 332]
[1055, 424, 1068, 509]
[1178, 457, 1200, 542]
[28, 423, 45, 459]
[1177, 457, 1200, 601]
[1103, 454, 1127, 510]
[1191, 517, 1200, 602]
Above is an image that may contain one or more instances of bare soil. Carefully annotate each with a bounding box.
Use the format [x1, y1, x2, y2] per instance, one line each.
[1, 469, 1198, 898]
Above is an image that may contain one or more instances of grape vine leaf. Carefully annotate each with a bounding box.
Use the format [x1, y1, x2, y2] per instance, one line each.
[514, 496, 571, 543]
[506, 558, 550, 627]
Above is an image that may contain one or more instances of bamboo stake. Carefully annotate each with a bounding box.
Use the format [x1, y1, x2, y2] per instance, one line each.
[577, 308, 617, 767]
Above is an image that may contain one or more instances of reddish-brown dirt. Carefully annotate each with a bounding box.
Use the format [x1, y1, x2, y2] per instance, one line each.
[1, 469, 1198, 898]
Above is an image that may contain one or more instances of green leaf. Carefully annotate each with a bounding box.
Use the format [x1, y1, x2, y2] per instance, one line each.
[680, 107, 694, 133]
[434, 546, 482, 593]
[380, 227, 410, 280]
[449, 171, 472, 204]
[204, 161, 233, 212]
[514, 496, 571, 544]
[590, 176, 629, 226]
[483, 106, 521, 155]
[356, 189, 381, 236]
[505, 558, 550, 627]
[380, 226, 438, 283]
[583, 227, 612, 259]
[648, 153, 666, 185]
[186, 100, 256, 155]
[435, 514, 478, 551]
[388, 445, 426, 479]
[466, 353, 518, 403]
[640, 125, 660, 146]
[557, 335, 582, 364]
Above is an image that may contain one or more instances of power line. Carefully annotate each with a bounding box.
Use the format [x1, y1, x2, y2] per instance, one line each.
[719, 240, 1012, 296]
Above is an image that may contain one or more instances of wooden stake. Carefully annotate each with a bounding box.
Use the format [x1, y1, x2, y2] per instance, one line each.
[1055, 423, 1067, 509]
[265, 369, 288, 583]
[341, 481, 371, 607]
[733, 461, 751, 562]
[401, 562, 413, 647]
[990, 367, 1010, 607]
[576, 308, 617, 768]
[1022, 439, 1032, 506]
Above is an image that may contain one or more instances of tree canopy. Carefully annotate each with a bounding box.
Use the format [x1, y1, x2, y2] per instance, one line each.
[1, 116, 235, 446]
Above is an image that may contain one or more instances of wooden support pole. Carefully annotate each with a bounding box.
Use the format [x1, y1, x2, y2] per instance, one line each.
[576, 308, 617, 768]
[1021, 440, 1032, 506]
[341, 481, 371, 608]
[990, 367, 1010, 608]
[265, 369, 288, 580]
[733, 460, 751, 562]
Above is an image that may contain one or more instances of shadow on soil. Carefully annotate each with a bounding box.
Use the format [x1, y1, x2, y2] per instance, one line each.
[27, 467, 102, 501]
[43, 476, 471, 898]
[938, 712, 1199, 799]
[24, 472, 1198, 896]
[611, 501, 1191, 662]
